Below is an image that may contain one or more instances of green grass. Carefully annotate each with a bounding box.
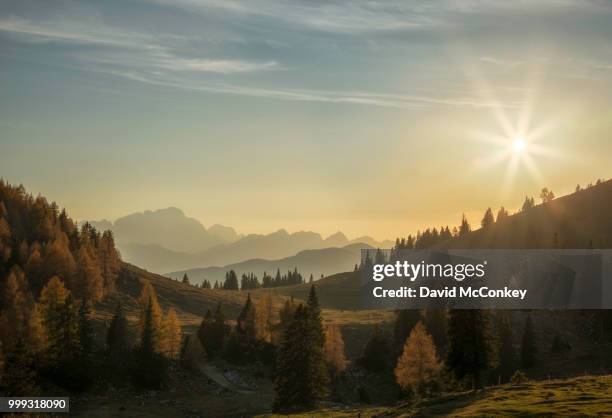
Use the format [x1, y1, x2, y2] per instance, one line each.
[388, 375, 612, 417]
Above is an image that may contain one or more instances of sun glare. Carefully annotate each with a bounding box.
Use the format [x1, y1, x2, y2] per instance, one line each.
[513, 138, 525, 152]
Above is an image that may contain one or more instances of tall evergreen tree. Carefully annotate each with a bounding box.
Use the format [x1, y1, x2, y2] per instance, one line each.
[481, 208, 495, 229]
[107, 302, 131, 360]
[496, 207, 509, 223]
[459, 214, 471, 236]
[359, 326, 392, 372]
[223, 270, 239, 290]
[423, 308, 447, 354]
[3, 337, 39, 395]
[273, 304, 328, 412]
[521, 314, 537, 369]
[446, 310, 491, 389]
[306, 285, 325, 347]
[494, 311, 515, 382]
[133, 298, 168, 388]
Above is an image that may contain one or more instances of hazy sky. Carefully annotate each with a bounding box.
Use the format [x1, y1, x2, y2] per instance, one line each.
[1, 0, 611, 240]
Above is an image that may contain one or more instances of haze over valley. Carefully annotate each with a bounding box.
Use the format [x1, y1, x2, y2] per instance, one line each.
[88, 207, 393, 274]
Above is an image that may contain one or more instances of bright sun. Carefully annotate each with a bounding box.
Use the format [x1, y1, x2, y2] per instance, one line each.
[513, 137, 526, 152]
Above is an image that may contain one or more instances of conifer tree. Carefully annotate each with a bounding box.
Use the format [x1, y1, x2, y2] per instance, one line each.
[522, 196, 535, 211]
[459, 214, 471, 236]
[223, 270, 239, 290]
[393, 310, 421, 357]
[0, 267, 34, 351]
[324, 322, 347, 378]
[423, 308, 447, 354]
[75, 245, 103, 302]
[235, 294, 257, 356]
[38, 276, 70, 363]
[133, 298, 168, 388]
[494, 311, 515, 382]
[197, 309, 214, 356]
[521, 314, 537, 368]
[99, 230, 120, 293]
[107, 302, 131, 360]
[496, 207, 509, 223]
[275, 297, 297, 345]
[210, 304, 228, 355]
[182, 334, 205, 371]
[446, 310, 491, 389]
[306, 285, 325, 347]
[273, 304, 328, 412]
[3, 337, 39, 395]
[25, 303, 48, 358]
[182, 273, 190, 285]
[138, 282, 163, 353]
[395, 321, 441, 395]
[481, 208, 495, 229]
[78, 299, 94, 357]
[163, 308, 182, 359]
[255, 293, 273, 343]
[359, 326, 392, 372]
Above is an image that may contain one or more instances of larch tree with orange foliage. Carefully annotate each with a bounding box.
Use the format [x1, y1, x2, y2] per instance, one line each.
[255, 293, 274, 343]
[163, 308, 182, 359]
[324, 322, 347, 378]
[395, 321, 441, 396]
[138, 282, 164, 354]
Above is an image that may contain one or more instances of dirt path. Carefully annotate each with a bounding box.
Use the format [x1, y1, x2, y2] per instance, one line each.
[199, 363, 255, 394]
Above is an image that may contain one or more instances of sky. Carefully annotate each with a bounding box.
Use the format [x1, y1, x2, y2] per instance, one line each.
[1, 0, 612, 240]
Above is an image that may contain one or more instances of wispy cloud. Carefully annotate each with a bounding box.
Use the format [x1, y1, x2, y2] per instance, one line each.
[0, 16, 277, 74]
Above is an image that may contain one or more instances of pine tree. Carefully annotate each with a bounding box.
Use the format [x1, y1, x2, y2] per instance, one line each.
[223, 270, 239, 290]
[237, 294, 256, 341]
[75, 245, 103, 302]
[359, 326, 392, 372]
[107, 302, 131, 360]
[133, 298, 168, 388]
[182, 273, 190, 285]
[522, 196, 535, 212]
[496, 207, 509, 223]
[393, 310, 421, 357]
[481, 208, 495, 229]
[78, 299, 94, 357]
[446, 310, 491, 389]
[494, 311, 515, 382]
[182, 334, 205, 371]
[423, 308, 447, 354]
[99, 230, 120, 294]
[521, 314, 537, 369]
[0, 266, 34, 351]
[273, 304, 328, 412]
[307, 285, 325, 347]
[275, 297, 297, 345]
[197, 309, 214, 356]
[3, 337, 39, 395]
[324, 322, 347, 378]
[38, 276, 70, 363]
[540, 187, 555, 203]
[163, 308, 182, 359]
[459, 214, 471, 236]
[210, 304, 228, 356]
[395, 321, 441, 395]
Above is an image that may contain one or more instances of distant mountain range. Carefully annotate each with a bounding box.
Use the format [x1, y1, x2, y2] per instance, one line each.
[88, 207, 393, 274]
[166, 243, 370, 285]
